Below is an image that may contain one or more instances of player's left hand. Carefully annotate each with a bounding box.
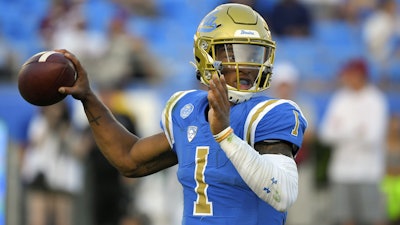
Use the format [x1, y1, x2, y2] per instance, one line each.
[207, 73, 231, 135]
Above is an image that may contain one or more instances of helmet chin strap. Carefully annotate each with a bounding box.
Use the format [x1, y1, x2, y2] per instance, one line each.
[227, 87, 255, 104]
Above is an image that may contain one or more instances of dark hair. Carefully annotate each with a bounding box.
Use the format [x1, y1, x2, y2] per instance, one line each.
[339, 58, 368, 79]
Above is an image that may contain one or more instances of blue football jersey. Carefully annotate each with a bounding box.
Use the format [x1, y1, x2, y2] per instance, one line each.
[160, 90, 307, 225]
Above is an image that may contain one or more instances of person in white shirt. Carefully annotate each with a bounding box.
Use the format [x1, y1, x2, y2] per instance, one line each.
[319, 58, 389, 225]
[362, 0, 400, 64]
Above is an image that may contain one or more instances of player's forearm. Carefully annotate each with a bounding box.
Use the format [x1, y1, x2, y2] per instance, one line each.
[216, 127, 298, 212]
[81, 92, 139, 172]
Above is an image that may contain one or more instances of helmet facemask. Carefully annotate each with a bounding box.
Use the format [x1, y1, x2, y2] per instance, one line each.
[195, 39, 275, 103]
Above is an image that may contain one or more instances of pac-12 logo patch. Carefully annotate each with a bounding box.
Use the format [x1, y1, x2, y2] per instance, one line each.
[187, 126, 198, 142]
[180, 103, 194, 119]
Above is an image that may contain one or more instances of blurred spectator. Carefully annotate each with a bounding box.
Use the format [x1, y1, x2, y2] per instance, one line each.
[0, 27, 23, 82]
[39, 0, 161, 90]
[39, 0, 106, 72]
[113, 0, 159, 17]
[267, 0, 313, 37]
[331, 0, 377, 23]
[20, 101, 84, 225]
[0, 47, 15, 82]
[119, 213, 151, 225]
[319, 58, 389, 225]
[223, 0, 311, 36]
[269, 61, 318, 225]
[120, 89, 182, 225]
[78, 88, 140, 225]
[362, 0, 400, 65]
[91, 14, 162, 89]
[40, 0, 83, 50]
[74, 88, 182, 225]
[381, 114, 400, 224]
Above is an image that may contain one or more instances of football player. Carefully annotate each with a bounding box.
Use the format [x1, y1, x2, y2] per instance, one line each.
[58, 3, 307, 225]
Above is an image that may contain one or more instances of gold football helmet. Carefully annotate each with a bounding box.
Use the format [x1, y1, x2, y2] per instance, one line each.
[193, 3, 276, 103]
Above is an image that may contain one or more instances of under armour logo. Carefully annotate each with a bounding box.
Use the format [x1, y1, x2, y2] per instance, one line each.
[263, 177, 278, 194]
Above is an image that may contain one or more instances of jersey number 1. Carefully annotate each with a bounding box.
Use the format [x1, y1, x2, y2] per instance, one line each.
[193, 146, 213, 216]
[291, 110, 300, 136]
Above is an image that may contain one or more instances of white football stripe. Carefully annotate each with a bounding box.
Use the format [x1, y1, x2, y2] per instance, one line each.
[38, 51, 57, 62]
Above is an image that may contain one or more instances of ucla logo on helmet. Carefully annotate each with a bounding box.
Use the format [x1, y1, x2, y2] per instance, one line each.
[198, 11, 219, 33]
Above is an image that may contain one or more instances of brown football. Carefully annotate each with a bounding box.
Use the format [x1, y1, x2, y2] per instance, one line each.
[18, 51, 76, 106]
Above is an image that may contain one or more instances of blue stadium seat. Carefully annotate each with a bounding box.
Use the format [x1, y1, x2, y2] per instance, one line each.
[311, 20, 367, 81]
[274, 37, 320, 79]
[386, 60, 400, 81]
[312, 20, 361, 45]
[386, 92, 400, 114]
[83, 0, 117, 33]
[0, 85, 35, 142]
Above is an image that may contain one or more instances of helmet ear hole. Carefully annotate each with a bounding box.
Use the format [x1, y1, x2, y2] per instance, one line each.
[196, 70, 201, 81]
